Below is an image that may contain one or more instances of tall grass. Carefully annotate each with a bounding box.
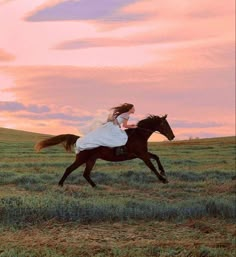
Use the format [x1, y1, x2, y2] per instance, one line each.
[0, 132, 235, 256]
[0, 193, 235, 227]
[1, 246, 234, 257]
[0, 247, 65, 257]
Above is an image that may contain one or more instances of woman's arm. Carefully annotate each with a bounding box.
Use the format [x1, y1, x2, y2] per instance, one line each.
[122, 119, 137, 129]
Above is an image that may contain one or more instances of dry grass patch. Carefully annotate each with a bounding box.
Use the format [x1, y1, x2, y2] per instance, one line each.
[0, 219, 235, 256]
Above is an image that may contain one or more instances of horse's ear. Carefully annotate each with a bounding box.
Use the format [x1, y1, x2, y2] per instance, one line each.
[163, 114, 167, 119]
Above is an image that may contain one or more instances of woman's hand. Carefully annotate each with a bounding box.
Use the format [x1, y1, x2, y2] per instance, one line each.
[123, 123, 137, 129]
[123, 119, 137, 129]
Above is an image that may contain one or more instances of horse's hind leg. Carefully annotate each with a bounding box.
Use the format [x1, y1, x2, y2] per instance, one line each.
[58, 155, 85, 187]
[83, 159, 97, 187]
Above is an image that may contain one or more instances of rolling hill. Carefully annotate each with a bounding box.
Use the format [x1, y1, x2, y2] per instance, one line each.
[0, 127, 51, 143]
[0, 126, 235, 145]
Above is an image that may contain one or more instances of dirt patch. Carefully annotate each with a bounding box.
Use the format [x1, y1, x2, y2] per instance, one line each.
[0, 218, 234, 256]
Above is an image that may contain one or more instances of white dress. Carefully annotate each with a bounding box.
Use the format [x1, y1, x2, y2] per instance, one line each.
[75, 112, 129, 153]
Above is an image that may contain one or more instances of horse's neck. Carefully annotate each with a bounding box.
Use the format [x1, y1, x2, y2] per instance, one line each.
[130, 127, 153, 141]
[140, 129, 153, 141]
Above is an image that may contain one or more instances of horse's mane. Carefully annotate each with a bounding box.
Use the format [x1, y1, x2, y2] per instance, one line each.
[125, 115, 162, 136]
[137, 115, 162, 129]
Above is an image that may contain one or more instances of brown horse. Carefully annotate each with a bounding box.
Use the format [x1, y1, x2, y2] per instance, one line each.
[35, 115, 175, 187]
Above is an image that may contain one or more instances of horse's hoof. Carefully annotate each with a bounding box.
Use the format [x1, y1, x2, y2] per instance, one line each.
[58, 182, 64, 187]
[162, 178, 169, 184]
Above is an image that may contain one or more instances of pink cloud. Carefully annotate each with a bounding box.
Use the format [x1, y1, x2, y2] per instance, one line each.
[0, 49, 15, 62]
[0, 0, 234, 140]
[123, 0, 235, 18]
[0, 101, 50, 112]
[0, 64, 234, 139]
[25, 0, 142, 22]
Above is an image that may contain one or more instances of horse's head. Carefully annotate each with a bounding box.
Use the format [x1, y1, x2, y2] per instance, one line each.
[137, 114, 175, 141]
[157, 115, 175, 141]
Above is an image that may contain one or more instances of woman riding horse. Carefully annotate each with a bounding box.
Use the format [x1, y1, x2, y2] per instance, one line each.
[35, 105, 175, 187]
[75, 103, 137, 154]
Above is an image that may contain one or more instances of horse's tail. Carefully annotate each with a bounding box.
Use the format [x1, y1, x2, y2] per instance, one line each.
[35, 134, 80, 153]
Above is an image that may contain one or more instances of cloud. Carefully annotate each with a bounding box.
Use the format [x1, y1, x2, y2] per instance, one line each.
[0, 63, 234, 114]
[0, 102, 108, 136]
[172, 120, 224, 129]
[1, 1, 234, 140]
[18, 112, 93, 122]
[0, 101, 50, 113]
[25, 0, 235, 24]
[0, 49, 15, 62]
[0, 100, 94, 123]
[49, 0, 234, 50]
[125, 0, 235, 18]
[0, 64, 234, 139]
[26, 0, 141, 22]
[0, 0, 14, 5]
[0, 99, 96, 135]
[54, 33, 216, 50]
[54, 37, 146, 50]
[0, 65, 187, 117]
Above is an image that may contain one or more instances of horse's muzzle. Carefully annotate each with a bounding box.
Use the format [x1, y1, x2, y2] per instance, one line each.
[169, 134, 175, 141]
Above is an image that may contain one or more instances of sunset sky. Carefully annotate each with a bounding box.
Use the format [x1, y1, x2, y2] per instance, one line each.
[0, 0, 235, 141]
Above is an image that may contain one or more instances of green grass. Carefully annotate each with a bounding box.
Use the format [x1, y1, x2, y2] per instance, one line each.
[1, 193, 235, 227]
[0, 127, 235, 256]
[0, 247, 65, 257]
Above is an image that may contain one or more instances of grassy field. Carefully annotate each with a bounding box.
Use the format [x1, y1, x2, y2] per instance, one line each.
[0, 127, 235, 257]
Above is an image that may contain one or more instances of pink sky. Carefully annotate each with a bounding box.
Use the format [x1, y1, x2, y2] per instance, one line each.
[0, 0, 235, 141]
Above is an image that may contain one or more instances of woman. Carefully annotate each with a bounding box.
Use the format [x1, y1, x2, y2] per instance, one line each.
[75, 103, 137, 154]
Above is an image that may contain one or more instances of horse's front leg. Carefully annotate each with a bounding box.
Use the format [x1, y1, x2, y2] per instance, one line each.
[148, 152, 166, 177]
[140, 154, 168, 184]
